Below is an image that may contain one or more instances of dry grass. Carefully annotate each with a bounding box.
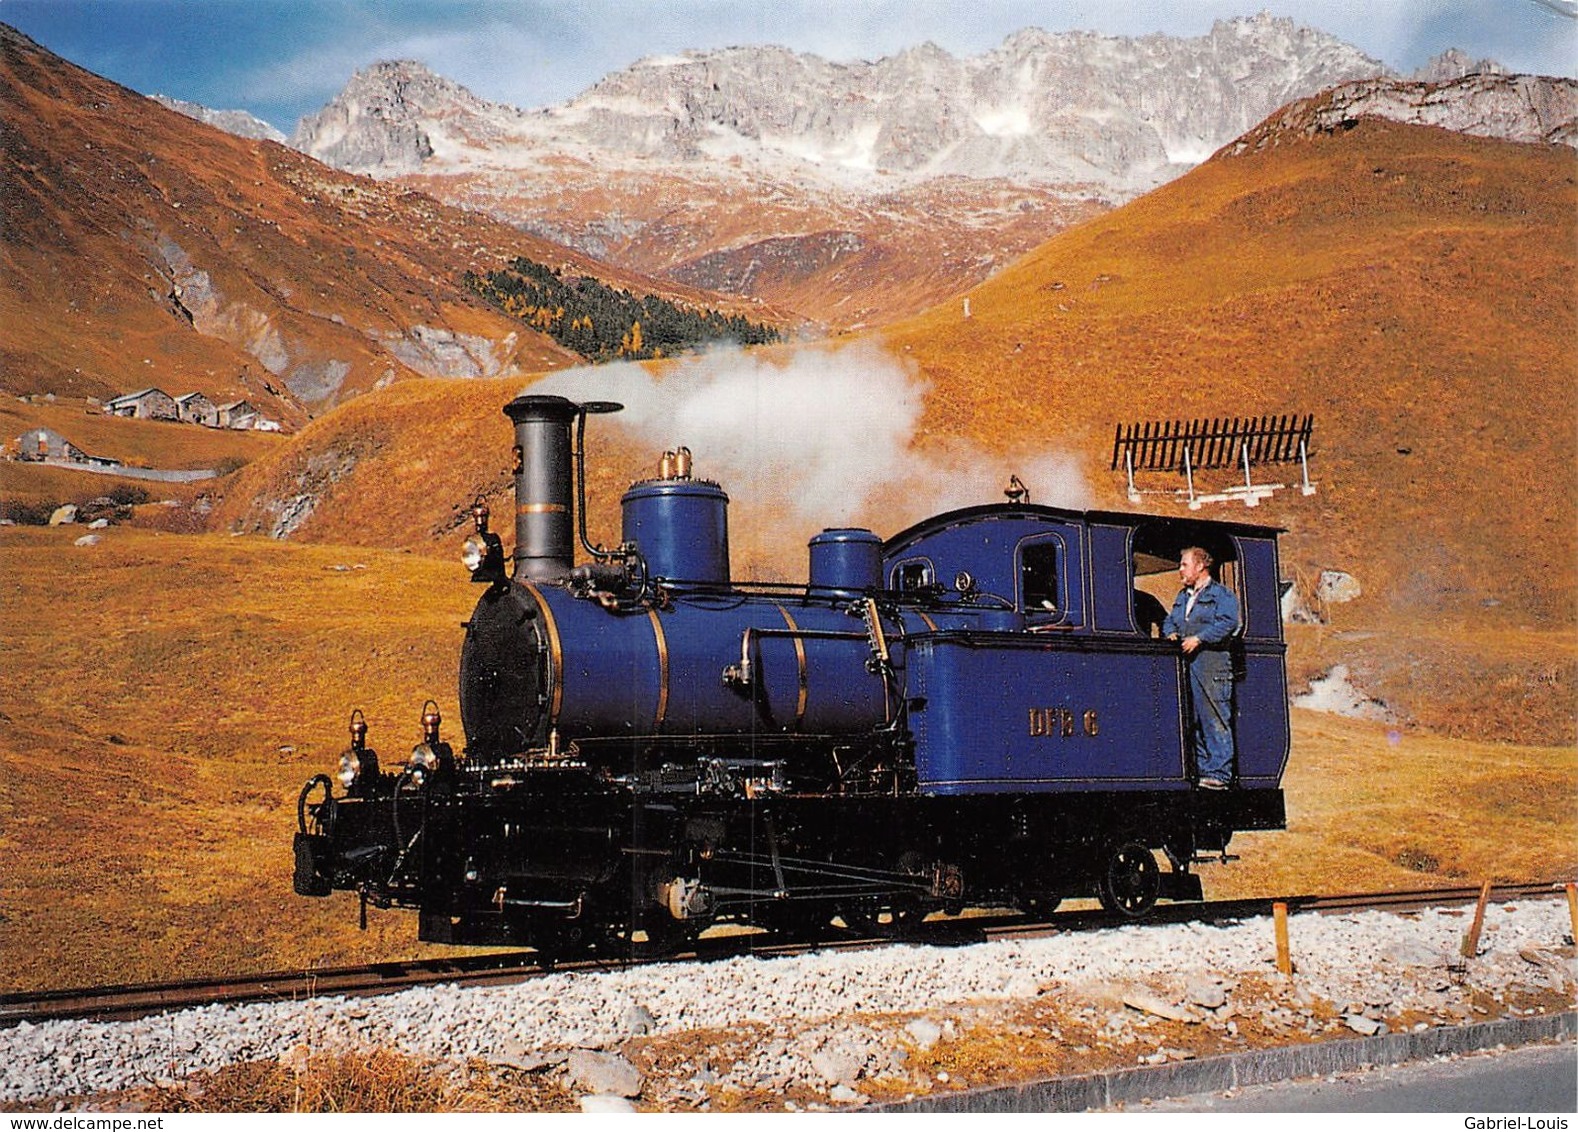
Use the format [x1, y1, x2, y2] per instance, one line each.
[155, 1051, 459, 1113]
[41, 1050, 578, 1113]
[1210, 708, 1577, 900]
[0, 526, 481, 991]
[0, 526, 1572, 995]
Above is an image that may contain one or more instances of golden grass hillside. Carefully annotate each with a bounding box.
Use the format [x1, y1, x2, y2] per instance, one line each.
[1, 526, 1571, 993]
[0, 527, 477, 991]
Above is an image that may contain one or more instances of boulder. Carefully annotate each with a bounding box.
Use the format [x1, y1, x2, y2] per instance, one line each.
[1185, 980, 1228, 1010]
[49, 504, 78, 526]
[1281, 583, 1321, 624]
[1317, 569, 1361, 605]
[621, 1002, 657, 1037]
[565, 1049, 642, 1098]
[807, 1044, 864, 1088]
[1123, 989, 1198, 1024]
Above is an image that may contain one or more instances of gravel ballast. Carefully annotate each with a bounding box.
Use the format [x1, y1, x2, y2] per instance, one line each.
[3, 899, 1572, 1108]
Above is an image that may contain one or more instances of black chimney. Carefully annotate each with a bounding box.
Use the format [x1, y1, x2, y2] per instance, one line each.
[502, 395, 579, 581]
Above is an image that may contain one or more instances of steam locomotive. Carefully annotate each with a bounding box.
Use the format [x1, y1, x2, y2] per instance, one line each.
[294, 394, 1288, 953]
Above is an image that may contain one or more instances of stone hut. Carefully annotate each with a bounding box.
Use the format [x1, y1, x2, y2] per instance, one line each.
[217, 399, 258, 429]
[15, 427, 87, 462]
[175, 392, 218, 426]
[104, 387, 178, 421]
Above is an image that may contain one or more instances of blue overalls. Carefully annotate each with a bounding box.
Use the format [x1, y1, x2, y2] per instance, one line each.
[1163, 580, 1240, 783]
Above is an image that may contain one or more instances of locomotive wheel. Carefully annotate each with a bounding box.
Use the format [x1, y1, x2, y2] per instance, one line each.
[1097, 841, 1161, 918]
[842, 850, 932, 935]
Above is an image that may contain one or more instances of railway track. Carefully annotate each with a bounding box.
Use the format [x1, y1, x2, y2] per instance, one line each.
[2, 880, 1565, 1028]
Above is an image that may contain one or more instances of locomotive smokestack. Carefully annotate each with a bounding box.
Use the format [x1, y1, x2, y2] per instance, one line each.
[503, 395, 579, 581]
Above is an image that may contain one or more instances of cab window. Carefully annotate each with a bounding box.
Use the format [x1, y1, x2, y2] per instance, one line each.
[1020, 541, 1061, 614]
[892, 559, 934, 594]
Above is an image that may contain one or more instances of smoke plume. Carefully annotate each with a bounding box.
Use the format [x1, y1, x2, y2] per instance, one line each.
[527, 341, 1092, 567]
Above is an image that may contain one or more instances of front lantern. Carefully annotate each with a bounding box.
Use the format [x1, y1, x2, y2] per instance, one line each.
[406, 743, 439, 785]
[406, 700, 454, 785]
[462, 535, 487, 572]
[336, 709, 379, 793]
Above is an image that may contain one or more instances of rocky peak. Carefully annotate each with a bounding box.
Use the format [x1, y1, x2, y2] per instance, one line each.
[150, 94, 287, 143]
[1414, 48, 1506, 83]
[297, 19, 1393, 191]
[291, 59, 520, 174]
[1224, 71, 1578, 155]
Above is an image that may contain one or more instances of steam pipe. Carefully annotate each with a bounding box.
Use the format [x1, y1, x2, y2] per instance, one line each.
[576, 407, 617, 562]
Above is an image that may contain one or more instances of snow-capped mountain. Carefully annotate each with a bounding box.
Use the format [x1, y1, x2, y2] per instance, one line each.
[294, 14, 1387, 193]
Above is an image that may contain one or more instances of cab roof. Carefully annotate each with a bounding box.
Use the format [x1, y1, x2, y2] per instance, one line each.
[882, 502, 1285, 558]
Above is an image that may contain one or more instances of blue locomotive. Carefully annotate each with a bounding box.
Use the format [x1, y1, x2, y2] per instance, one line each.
[294, 394, 1288, 951]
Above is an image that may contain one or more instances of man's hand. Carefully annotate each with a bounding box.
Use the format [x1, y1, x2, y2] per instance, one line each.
[1181, 636, 1201, 654]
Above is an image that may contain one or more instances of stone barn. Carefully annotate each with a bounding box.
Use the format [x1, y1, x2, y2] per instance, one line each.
[105, 387, 178, 421]
[217, 399, 258, 429]
[175, 392, 218, 426]
[15, 427, 86, 462]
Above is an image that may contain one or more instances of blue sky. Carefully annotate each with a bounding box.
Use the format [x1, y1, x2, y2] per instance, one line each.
[5, 0, 1574, 134]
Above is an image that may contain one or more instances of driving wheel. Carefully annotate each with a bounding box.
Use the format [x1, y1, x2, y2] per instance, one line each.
[1097, 840, 1161, 918]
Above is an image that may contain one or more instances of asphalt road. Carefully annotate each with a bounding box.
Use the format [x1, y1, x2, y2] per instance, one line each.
[1132, 1041, 1576, 1113]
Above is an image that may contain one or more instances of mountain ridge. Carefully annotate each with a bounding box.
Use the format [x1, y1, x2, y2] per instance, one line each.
[294, 15, 1389, 193]
[287, 18, 1574, 329]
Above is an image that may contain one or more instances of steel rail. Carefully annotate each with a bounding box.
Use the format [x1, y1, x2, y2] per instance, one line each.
[2, 879, 1566, 1028]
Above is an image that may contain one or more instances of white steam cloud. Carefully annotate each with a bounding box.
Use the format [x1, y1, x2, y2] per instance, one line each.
[526, 341, 1092, 553]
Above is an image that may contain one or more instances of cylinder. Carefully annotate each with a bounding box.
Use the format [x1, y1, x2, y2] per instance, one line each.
[622, 478, 730, 586]
[503, 395, 579, 582]
[808, 528, 882, 595]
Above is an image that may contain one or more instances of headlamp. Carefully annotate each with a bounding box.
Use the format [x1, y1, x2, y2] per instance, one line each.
[408, 743, 439, 784]
[462, 535, 486, 572]
[337, 750, 362, 790]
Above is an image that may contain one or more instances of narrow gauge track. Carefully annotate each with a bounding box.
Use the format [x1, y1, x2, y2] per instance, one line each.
[3, 880, 1564, 1028]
